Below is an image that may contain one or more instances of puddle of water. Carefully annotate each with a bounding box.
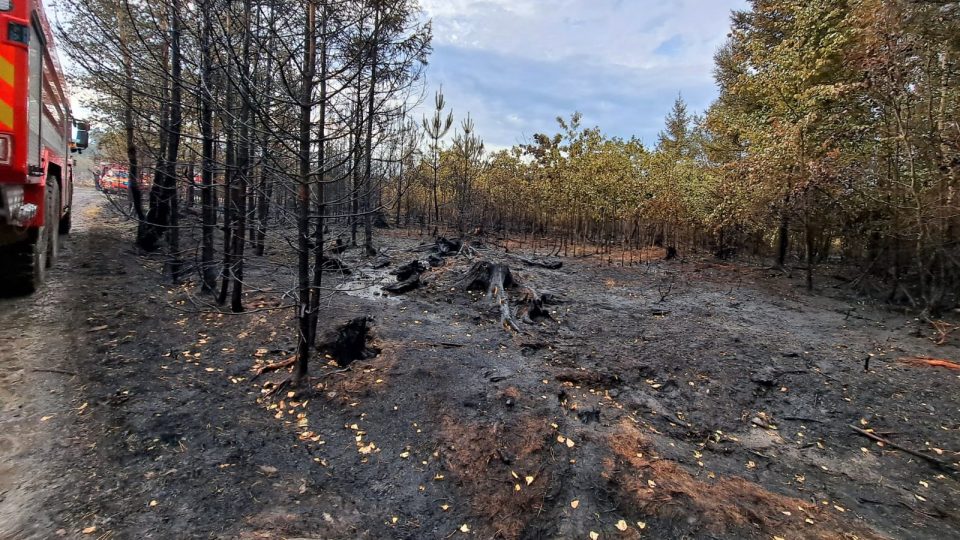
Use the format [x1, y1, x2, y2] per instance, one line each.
[335, 265, 402, 302]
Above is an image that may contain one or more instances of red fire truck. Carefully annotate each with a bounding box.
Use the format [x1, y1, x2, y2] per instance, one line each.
[0, 0, 88, 295]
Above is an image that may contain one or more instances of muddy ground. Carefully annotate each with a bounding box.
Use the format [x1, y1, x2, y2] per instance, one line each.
[1, 189, 958, 539]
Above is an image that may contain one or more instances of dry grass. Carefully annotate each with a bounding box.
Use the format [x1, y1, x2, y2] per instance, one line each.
[605, 420, 885, 539]
[437, 414, 554, 539]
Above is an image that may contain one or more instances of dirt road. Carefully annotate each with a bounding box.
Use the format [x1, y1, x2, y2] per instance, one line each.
[0, 187, 100, 538]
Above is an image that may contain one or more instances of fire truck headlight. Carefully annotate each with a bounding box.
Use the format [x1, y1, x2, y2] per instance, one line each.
[0, 1, 11, 12]
[0, 134, 11, 165]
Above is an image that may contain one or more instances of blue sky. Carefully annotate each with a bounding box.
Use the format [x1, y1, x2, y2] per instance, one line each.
[417, 0, 748, 150]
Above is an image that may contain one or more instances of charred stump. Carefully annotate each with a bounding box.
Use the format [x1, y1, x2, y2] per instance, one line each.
[460, 261, 559, 332]
[461, 261, 520, 332]
[330, 237, 348, 255]
[516, 287, 555, 324]
[316, 316, 379, 367]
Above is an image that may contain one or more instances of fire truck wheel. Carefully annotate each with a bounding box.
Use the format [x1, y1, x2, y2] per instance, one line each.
[0, 184, 52, 295]
[46, 181, 60, 268]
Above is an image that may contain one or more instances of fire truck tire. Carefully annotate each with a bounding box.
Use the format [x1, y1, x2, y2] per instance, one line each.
[0, 183, 53, 295]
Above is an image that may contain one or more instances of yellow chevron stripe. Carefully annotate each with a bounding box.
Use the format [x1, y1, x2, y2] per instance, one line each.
[0, 56, 12, 87]
[0, 99, 13, 129]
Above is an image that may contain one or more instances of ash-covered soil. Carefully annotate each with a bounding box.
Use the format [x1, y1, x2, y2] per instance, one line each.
[2, 193, 958, 539]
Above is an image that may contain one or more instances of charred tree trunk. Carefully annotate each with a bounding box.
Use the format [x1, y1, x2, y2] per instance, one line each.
[199, 0, 216, 292]
[120, 16, 143, 222]
[218, 84, 235, 305]
[294, 2, 317, 388]
[361, 6, 380, 257]
[164, 0, 182, 281]
[308, 2, 328, 348]
[230, 0, 252, 313]
[776, 214, 789, 267]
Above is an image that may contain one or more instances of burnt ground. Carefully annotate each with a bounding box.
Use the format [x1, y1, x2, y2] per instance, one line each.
[1, 189, 959, 539]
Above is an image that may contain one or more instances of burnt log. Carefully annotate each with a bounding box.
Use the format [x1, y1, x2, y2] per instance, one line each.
[319, 256, 351, 275]
[434, 236, 463, 256]
[384, 273, 421, 294]
[514, 255, 563, 270]
[370, 256, 391, 269]
[393, 259, 427, 281]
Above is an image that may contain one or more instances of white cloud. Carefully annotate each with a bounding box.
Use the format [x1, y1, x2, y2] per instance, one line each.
[416, 0, 748, 148]
[420, 0, 743, 72]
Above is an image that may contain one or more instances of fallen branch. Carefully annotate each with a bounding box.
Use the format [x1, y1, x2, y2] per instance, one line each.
[511, 254, 562, 270]
[898, 356, 960, 370]
[251, 356, 296, 381]
[849, 425, 959, 474]
[31, 368, 77, 376]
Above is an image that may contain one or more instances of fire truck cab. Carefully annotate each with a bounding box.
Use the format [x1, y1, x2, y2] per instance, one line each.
[0, 0, 88, 295]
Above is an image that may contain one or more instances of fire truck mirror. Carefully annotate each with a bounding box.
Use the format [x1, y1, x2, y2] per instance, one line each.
[72, 120, 90, 152]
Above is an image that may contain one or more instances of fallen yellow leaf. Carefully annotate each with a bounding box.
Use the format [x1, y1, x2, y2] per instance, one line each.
[525, 475, 535, 485]
[570, 499, 580, 509]
[82, 526, 97, 534]
[589, 532, 599, 540]
[615, 519, 628, 531]
[637, 521, 647, 529]
[460, 523, 470, 533]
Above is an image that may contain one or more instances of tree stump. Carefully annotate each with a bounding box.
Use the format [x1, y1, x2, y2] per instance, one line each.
[316, 316, 379, 366]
